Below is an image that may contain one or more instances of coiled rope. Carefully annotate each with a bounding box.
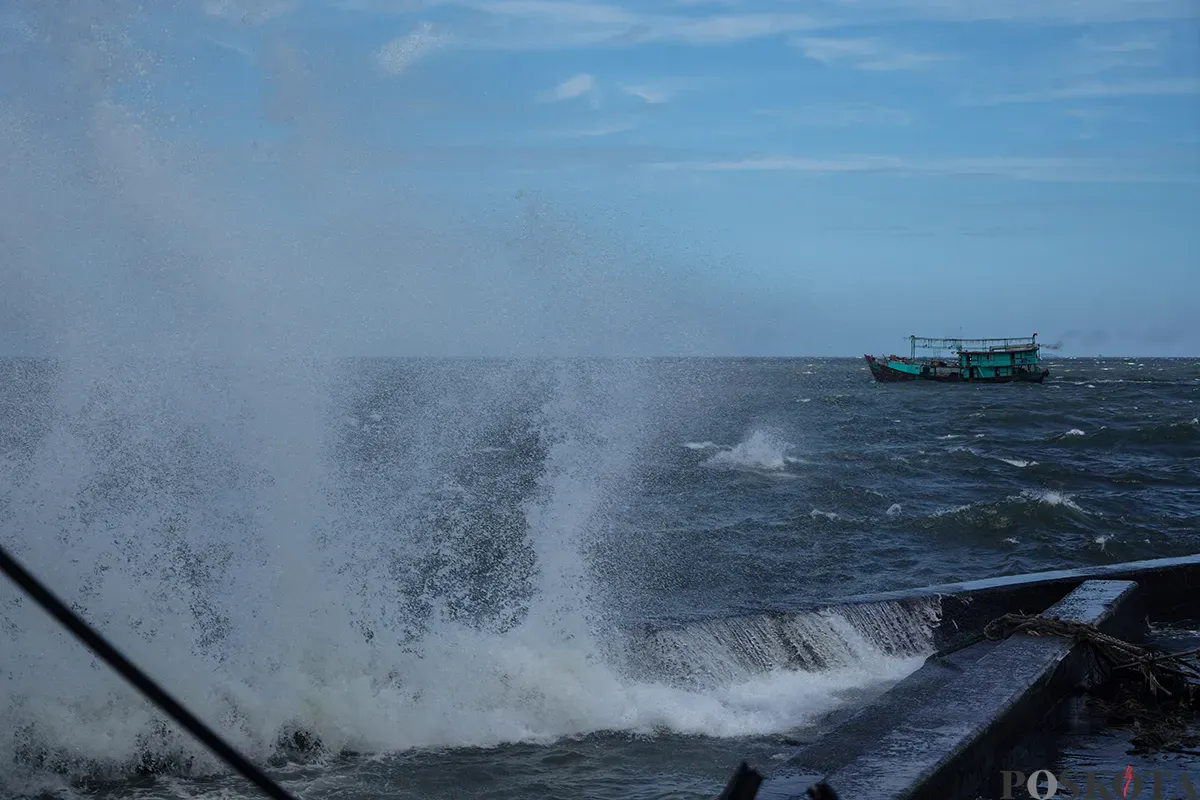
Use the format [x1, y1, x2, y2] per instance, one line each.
[982, 612, 1200, 698]
[983, 612, 1200, 756]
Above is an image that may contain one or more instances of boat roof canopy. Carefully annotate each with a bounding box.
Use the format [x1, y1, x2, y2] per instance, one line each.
[909, 335, 1038, 353]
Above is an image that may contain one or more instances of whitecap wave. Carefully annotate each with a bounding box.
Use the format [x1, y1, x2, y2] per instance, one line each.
[699, 430, 802, 473]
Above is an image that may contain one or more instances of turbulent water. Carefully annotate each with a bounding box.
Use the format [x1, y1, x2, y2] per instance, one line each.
[0, 356, 1197, 800]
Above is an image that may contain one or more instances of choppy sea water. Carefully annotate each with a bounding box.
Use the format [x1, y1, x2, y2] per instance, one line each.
[1, 356, 1197, 800]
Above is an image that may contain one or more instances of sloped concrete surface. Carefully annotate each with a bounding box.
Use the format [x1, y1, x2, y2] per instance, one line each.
[761, 579, 1147, 800]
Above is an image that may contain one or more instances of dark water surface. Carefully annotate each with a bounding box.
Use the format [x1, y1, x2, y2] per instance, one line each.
[1, 357, 1197, 799]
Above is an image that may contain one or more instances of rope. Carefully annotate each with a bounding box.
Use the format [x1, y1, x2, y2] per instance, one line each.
[982, 612, 1200, 698]
[983, 612, 1200, 756]
[0, 544, 299, 800]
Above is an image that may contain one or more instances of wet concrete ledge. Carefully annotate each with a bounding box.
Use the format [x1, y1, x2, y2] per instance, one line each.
[645, 555, 1199, 648]
[808, 553, 1200, 614]
[759, 578, 1147, 800]
[793, 554, 1200, 655]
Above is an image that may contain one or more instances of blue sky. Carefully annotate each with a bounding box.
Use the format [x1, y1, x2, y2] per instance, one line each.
[1, 0, 1198, 356]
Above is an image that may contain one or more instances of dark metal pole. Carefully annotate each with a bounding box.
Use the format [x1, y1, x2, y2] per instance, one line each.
[0, 544, 298, 800]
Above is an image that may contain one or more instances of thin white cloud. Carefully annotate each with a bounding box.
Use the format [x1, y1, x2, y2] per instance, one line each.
[1069, 31, 1166, 75]
[792, 36, 953, 70]
[352, 0, 1200, 53]
[657, 155, 905, 173]
[759, 103, 915, 127]
[366, 0, 1200, 27]
[538, 73, 597, 102]
[337, 0, 427, 10]
[483, 0, 637, 27]
[621, 78, 707, 104]
[1063, 107, 1135, 121]
[1083, 33, 1163, 54]
[624, 85, 671, 104]
[649, 153, 1198, 183]
[794, 36, 875, 63]
[461, 1, 829, 49]
[975, 78, 1200, 105]
[207, 35, 256, 59]
[827, 0, 1199, 25]
[549, 121, 638, 138]
[376, 22, 447, 76]
[664, 13, 825, 44]
[202, 0, 296, 24]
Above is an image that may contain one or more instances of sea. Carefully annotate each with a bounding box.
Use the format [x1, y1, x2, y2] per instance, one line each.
[1, 356, 1197, 800]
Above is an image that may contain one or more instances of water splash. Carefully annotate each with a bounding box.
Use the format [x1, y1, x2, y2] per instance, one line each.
[701, 430, 802, 472]
[0, 3, 939, 795]
[1, 356, 943, 794]
[0, 359, 659, 783]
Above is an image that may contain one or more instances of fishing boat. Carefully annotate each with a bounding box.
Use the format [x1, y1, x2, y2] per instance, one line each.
[864, 334, 1049, 383]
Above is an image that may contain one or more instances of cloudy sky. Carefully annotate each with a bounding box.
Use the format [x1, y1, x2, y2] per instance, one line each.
[1, 0, 1198, 356]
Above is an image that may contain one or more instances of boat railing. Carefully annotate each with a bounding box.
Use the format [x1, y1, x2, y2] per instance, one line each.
[908, 335, 1038, 359]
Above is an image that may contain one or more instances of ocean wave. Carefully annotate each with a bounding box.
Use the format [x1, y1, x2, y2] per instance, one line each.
[694, 430, 804, 473]
[996, 457, 1038, 468]
[912, 489, 1090, 533]
[1050, 419, 1200, 448]
[940, 446, 1039, 469]
[4, 599, 935, 791]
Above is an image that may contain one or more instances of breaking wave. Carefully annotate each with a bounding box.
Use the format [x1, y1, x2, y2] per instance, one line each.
[942, 446, 1039, 469]
[1051, 419, 1200, 450]
[995, 457, 1038, 468]
[912, 489, 1092, 534]
[0, 361, 930, 794]
[695, 430, 804, 473]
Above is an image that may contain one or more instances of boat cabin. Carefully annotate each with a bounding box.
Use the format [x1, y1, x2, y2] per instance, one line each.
[915, 336, 1042, 381]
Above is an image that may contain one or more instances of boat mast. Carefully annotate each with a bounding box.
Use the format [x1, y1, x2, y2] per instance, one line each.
[910, 335, 916, 360]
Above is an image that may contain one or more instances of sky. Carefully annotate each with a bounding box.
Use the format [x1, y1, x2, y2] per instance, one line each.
[1, 0, 1198, 356]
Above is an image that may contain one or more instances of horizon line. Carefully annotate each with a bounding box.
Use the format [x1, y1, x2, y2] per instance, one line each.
[0, 353, 1192, 361]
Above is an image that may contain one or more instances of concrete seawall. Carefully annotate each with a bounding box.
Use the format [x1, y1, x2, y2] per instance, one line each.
[739, 555, 1200, 800]
[794, 554, 1200, 655]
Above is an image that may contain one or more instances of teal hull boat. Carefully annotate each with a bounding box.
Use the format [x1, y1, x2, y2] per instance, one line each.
[864, 335, 1049, 383]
